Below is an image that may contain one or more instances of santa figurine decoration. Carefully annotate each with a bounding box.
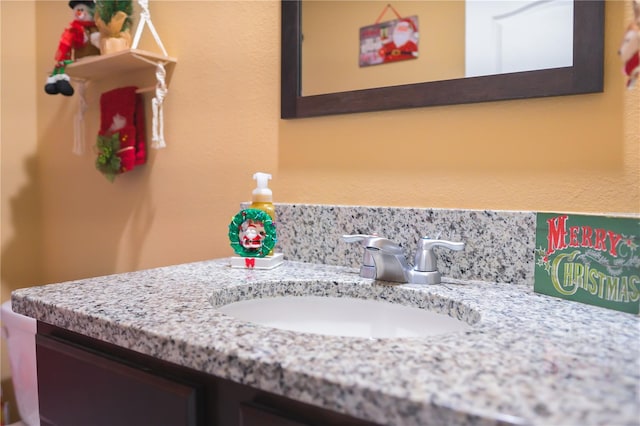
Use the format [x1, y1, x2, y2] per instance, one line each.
[44, 1, 100, 96]
[619, 0, 640, 89]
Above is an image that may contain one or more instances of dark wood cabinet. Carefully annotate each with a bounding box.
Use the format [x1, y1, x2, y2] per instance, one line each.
[36, 322, 377, 426]
[239, 403, 308, 426]
[37, 333, 200, 426]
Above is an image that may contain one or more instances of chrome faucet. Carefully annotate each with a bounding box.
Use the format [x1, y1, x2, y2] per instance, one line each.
[342, 234, 385, 279]
[343, 234, 464, 284]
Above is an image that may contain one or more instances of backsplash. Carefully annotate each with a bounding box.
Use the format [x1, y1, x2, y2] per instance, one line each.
[254, 204, 537, 286]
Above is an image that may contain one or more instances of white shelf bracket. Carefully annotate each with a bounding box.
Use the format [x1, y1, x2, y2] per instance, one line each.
[131, 0, 169, 149]
[130, 53, 169, 149]
[132, 0, 168, 56]
[151, 62, 167, 149]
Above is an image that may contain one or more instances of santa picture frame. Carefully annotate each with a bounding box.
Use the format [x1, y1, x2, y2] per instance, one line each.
[359, 15, 419, 67]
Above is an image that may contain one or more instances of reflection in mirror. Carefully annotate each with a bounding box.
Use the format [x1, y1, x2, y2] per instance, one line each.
[281, 0, 604, 119]
[302, 0, 574, 96]
[301, 1, 466, 95]
[465, 0, 573, 77]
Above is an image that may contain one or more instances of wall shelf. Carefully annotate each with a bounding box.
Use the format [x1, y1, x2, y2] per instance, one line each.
[66, 48, 177, 84]
[61, 1, 176, 152]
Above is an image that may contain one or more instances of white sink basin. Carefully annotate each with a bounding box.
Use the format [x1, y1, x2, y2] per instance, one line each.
[216, 295, 472, 339]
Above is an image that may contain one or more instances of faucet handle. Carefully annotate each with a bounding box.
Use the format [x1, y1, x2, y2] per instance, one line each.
[343, 235, 402, 253]
[413, 237, 465, 272]
[342, 234, 378, 244]
[342, 234, 381, 278]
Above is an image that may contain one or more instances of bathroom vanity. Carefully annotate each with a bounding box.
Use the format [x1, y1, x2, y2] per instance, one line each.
[12, 258, 639, 426]
[11, 205, 640, 425]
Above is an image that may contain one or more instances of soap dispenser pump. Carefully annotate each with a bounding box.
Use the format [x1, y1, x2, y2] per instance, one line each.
[250, 172, 275, 220]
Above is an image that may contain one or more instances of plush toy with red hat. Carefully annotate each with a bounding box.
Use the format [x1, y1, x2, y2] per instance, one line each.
[619, 0, 640, 89]
[44, 0, 100, 96]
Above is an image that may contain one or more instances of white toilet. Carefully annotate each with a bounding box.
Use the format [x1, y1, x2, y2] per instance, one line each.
[1, 301, 40, 426]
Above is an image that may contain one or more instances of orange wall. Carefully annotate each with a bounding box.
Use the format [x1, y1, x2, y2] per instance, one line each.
[302, 1, 465, 95]
[0, 0, 638, 380]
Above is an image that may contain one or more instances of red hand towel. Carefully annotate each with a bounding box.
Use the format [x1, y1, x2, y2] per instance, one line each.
[98, 86, 147, 174]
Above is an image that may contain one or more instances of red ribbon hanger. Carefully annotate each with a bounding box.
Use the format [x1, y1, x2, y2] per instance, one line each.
[374, 3, 404, 23]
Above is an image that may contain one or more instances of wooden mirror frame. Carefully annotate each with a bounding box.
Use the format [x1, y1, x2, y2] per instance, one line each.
[281, 0, 604, 119]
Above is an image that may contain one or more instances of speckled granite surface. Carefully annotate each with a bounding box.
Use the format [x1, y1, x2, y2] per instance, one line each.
[261, 204, 537, 285]
[12, 258, 639, 426]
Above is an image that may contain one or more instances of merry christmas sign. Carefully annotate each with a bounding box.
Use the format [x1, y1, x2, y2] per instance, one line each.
[359, 16, 419, 67]
[534, 213, 640, 314]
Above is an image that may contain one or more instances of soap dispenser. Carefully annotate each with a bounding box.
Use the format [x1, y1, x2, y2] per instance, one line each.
[250, 172, 275, 221]
[228, 171, 283, 269]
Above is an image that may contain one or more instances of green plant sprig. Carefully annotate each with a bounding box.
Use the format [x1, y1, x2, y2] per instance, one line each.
[95, 0, 133, 30]
[95, 133, 122, 182]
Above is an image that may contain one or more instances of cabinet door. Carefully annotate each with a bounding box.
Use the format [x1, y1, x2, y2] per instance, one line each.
[239, 402, 308, 426]
[240, 395, 378, 426]
[36, 334, 200, 426]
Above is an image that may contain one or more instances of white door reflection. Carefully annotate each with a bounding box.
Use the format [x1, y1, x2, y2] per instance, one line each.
[466, 0, 574, 77]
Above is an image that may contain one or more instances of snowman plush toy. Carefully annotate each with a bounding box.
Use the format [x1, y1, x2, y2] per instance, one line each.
[44, 1, 101, 96]
[619, 0, 640, 89]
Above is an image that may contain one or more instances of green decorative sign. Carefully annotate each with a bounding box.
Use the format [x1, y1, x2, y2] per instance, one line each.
[534, 213, 640, 314]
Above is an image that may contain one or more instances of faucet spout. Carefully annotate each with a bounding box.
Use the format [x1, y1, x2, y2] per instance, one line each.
[363, 238, 412, 283]
[342, 234, 384, 279]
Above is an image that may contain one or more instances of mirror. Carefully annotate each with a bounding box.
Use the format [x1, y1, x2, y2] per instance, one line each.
[281, 0, 604, 119]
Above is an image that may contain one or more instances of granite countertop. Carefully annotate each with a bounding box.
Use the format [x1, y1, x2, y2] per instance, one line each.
[11, 259, 640, 426]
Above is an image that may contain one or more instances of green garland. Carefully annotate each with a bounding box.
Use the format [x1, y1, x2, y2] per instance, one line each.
[228, 209, 277, 258]
[95, 133, 121, 182]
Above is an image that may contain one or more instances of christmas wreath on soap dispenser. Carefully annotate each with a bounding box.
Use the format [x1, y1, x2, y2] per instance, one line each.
[228, 209, 277, 258]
